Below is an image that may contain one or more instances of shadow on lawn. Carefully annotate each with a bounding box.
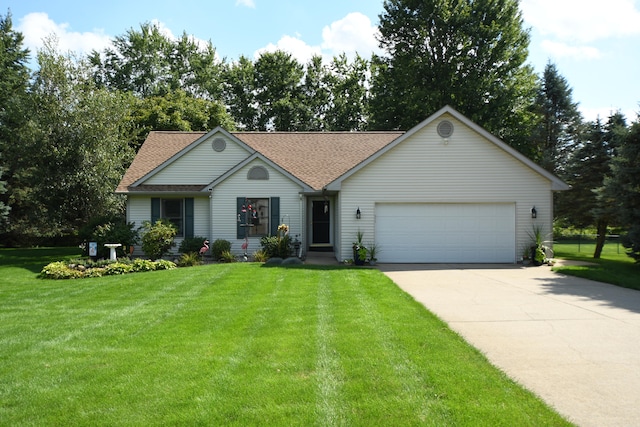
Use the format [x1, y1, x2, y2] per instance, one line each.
[0, 247, 82, 274]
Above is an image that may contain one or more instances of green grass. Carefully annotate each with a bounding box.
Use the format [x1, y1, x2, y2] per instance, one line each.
[0, 249, 571, 426]
[553, 240, 640, 290]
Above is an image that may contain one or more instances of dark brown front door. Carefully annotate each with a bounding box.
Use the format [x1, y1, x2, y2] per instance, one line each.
[312, 201, 330, 244]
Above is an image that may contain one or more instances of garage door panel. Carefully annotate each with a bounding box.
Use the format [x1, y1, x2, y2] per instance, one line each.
[375, 203, 515, 263]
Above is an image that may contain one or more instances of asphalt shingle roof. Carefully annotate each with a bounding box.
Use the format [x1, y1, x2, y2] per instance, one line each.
[116, 130, 404, 193]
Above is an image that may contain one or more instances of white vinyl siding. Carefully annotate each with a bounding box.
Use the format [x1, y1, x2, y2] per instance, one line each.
[211, 159, 304, 256]
[127, 195, 210, 256]
[145, 135, 251, 185]
[338, 113, 553, 263]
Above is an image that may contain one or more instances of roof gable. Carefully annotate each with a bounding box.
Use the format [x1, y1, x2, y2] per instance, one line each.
[117, 129, 403, 193]
[325, 106, 570, 191]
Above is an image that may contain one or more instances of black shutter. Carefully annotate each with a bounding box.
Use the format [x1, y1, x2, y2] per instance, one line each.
[185, 198, 194, 238]
[237, 197, 245, 239]
[270, 197, 280, 236]
[151, 198, 160, 223]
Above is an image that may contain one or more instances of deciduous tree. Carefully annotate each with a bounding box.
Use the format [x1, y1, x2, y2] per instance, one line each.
[370, 0, 537, 152]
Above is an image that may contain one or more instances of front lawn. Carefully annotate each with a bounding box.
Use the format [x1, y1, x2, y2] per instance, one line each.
[553, 241, 640, 290]
[0, 249, 571, 426]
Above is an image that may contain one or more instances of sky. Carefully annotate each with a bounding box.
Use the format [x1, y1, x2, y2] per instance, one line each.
[5, 0, 640, 123]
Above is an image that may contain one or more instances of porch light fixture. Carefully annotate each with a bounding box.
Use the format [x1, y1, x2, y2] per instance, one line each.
[356, 207, 361, 219]
[531, 206, 537, 219]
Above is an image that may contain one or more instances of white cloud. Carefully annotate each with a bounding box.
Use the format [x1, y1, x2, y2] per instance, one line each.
[254, 35, 322, 64]
[254, 12, 380, 64]
[320, 12, 380, 57]
[521, 0, 640, 43]
[539, 40, 602, 60]
[17, 12, 112, 56]
[236, 0, 256, 8]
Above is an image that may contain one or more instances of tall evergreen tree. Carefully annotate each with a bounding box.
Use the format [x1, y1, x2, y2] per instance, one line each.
[533, 62, 582, 173]
[560, 112, 626, 258]
[0, 11, 31, 241]
[370, 0, 538, 153]
[601, 114, 640, 261]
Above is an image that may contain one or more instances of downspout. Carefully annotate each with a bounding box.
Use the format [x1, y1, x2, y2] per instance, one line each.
[208, 188, 213, 246]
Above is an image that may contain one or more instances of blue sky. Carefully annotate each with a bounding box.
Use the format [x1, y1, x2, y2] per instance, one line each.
[7, 0, 640, 122]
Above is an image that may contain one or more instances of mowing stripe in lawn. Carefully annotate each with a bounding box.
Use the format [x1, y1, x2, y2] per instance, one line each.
[315, 269, 346, 426]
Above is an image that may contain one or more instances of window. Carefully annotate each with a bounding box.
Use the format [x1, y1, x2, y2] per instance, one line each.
[237, 197, 279, 238]
[247, 166, 269, 180]
[238, 198, 269, 236]
[151, 198, 194, 238]
[162, 199, 184, 237]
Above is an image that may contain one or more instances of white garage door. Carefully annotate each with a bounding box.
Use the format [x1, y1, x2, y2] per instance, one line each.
[375, 203, 515, 263]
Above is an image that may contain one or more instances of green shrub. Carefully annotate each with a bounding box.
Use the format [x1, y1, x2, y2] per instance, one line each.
[179, 236, 208, 254]
[154, 259, 177, 270]
[79, 215, 139, 259]
[131, 259, 156, 272]
[177, 252, 202, 267]
[140, 219, 177, 260]
[104, 262, 133, 275]
[253, 250, 268, 263]
[39, 261, 84, 279]
[211, 239, 231, 260]
[260, 235, 293, 259]
[218, 250, 237, 263]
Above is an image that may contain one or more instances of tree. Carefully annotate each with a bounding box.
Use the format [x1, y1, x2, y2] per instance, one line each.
[0, 12, 30, 237]
[325, 54, 369, 131]
[253, 51, 305, 131]
[0, 163, 9, 229]
[601, 114, 640, 261]
[90, 22, 225, 100]
[132, 89, 234, 148]
[3, 38, 135, 243]
[299, 55, 330, 131]
[559, 112, 626, 258]
[370, 0, 538, 152]
[533, 62, 583, 173]
[223, 56, 259, 130]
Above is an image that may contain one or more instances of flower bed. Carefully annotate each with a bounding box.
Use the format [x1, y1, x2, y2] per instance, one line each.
[39, 258, 176, 280]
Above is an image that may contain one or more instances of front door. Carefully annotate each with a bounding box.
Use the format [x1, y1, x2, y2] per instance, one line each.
[312, 200, 330, 245]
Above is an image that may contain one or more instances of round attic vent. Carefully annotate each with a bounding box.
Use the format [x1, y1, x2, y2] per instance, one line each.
[437, 120, 454, 138]
[212, 137, 226, 152]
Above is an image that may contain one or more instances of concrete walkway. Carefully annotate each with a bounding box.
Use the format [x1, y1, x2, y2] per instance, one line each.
[380, 263, 640, 427]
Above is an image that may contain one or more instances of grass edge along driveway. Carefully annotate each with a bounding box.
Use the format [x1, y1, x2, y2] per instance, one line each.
[0, 253, 571, 426]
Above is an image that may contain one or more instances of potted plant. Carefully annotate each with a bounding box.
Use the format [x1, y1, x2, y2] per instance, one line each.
[367, 242, 380, 265]
[352, 230, 366, 266]
[528, 225, 550, 266]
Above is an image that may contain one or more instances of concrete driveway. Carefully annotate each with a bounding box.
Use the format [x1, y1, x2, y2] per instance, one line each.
[380, 263, 640, 427]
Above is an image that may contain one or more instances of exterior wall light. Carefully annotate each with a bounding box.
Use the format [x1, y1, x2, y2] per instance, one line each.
[356, 207, 361, 219]
[531, 206, 537, 219]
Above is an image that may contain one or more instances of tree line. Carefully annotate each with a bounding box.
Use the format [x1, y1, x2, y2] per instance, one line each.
[0, 0, 638, 260]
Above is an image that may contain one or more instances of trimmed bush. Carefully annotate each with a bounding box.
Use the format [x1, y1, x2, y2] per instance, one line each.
[179, 236, 208, 254]
[211, 239, 231, 260]
[140, 219, 177, 260]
